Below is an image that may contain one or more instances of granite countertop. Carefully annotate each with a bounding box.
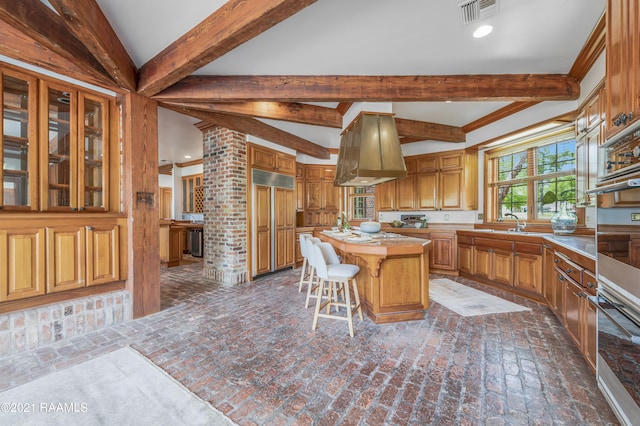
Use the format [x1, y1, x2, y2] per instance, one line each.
[543, 234, 596, 260]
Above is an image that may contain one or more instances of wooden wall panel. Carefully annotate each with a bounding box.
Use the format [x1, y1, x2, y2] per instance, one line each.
[0, 228, 46, 301]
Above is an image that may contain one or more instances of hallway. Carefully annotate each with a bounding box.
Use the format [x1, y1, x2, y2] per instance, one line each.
[1, 263, 618, 425]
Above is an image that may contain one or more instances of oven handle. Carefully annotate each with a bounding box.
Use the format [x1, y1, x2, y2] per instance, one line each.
[586, 178, 640, 194]
[589, 295, 640, 344]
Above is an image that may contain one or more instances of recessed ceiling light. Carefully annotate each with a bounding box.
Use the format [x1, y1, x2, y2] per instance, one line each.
[184, 155, 192, 159]
[473, 25, 493, 38]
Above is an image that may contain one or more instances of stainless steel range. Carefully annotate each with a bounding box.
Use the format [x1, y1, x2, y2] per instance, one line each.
[587, 120, 640, 425]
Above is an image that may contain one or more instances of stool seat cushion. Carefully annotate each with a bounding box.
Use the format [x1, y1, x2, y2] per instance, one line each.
[327, 264, 359, 279]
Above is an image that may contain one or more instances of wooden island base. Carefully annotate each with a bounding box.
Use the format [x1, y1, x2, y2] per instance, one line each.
[317, 232, 431, 324]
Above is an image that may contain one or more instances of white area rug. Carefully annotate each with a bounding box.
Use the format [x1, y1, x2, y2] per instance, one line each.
[0, 346, 235, 426]
[430, 278, 531, 317]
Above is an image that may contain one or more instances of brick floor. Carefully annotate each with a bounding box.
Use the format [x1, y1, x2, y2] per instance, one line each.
[0, 263, 619, 425]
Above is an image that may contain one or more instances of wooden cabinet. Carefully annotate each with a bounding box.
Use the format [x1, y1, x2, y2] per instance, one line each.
[575, 85, 605, 207]
[457, 236, 473, 274]
[182, 174, 203, 213]
[304, 165, 342, 226]
[513, 242, 543, 294]
[254, 185, 272, 275]
[606, 0, 640, 137]
[415, 150, 477, 211]
[551, 250, 597, 373]
[375, 159, 416, 211]
[46, 226, 86, 292]
[1, 69, 38, 211]
[274, 188, 295, 270]
[159, 224, 184, 267]
[250, 143, 295, 175]
[542, 243, 556, 309]
[428, 232, 457, 272]
[473, 238, 514, 287]
[40, 81, 110, 212]
[0, 228, 46, 301]
[86, 224, 120, 286]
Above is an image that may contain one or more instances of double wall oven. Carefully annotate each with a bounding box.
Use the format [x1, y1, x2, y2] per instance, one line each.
[587, 119, 640, 425]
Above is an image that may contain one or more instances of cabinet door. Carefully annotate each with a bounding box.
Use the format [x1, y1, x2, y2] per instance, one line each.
[46, 226, 86, 292]
[493, 249, 514, 286]
[305, 181, 323, 210]
[395, 176, 416, 210]
[375, 181, 395, 211]
[274, 188, 295, 269]
[323, 210, 339, 227]
[41, 82, 78, 211]
[554, 270, 567, 323]
[322, 181, 340, 211]
[296, 178, 304, 211]
[304, 209, 322, 227]
[430, 233, 456, 271]
[254, 185, 271, 275]
[251, 147, 276, 170]
[583, 296, 597, 372]
[276, 155, 295, 174]
[1, 71, 38, 210]
[473, 246, 492, 280]
[564, 277, 582, 348]
[439, 169, 463, 210]
[86, 224, 119, 285]
[514, 252, 542, 294]
[458, 244, 473, 274]
[78, 92, 108, 211]
[542, 245, 556, 307]
[0, 228, 46, 301]
[416, 173, 437, 210]
[440, 153, 463, 170]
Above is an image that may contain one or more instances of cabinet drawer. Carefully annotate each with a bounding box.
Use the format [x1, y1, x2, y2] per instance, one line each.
[458, 235, 473, 245]
[515, 242, 542, 255]
[474, 238, 513, 252]
[554, 253, 582, 284]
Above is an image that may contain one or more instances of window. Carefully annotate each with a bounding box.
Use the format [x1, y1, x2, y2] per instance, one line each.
[486, 130, 576, 223]
[349, 186, 375, 220]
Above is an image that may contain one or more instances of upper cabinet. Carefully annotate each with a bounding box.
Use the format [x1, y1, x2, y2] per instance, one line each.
[249, 143, 296, 176]
[1, 64, 116, 213]
[1, 69, 38, 211]
[606, 0, 640, 137]
[40, 81, 110, 212]
[375, 150, 477, 212]
[182, 173, 203, 213]
[576, 84, 606, 207]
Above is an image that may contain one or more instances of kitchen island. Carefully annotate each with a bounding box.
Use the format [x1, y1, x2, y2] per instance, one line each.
[317, 231, 431, 324]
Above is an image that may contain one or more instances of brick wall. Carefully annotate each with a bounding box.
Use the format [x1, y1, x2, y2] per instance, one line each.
[201, 125, 248, 285]
[0, 291, 131, 358]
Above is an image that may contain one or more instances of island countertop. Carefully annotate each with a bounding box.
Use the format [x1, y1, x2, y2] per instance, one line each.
[316, 231, 432, 324]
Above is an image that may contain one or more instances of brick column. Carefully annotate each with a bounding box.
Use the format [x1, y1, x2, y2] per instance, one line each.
[200, 124, 248, 285]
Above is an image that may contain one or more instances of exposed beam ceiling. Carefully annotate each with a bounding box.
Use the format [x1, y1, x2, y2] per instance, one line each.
[153, 74, 581, 103]
[47, 0, 137, 91]
[0, 0, 114, 87]
[137, 0, 318, 97]
[395, 118, 465, 143]
[160, 103, 330, 159]
[165, 101, 342, 128]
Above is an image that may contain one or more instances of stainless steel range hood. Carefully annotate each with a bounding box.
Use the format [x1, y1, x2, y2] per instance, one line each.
[334, 112, 407, 186]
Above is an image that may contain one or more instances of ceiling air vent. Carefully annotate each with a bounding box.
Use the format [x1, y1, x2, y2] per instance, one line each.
[458, 0, 499, 26]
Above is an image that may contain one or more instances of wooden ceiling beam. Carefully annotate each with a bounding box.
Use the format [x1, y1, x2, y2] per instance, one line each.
[336, 102, 352, 116]
[47, 0, 137, 91]
[153, 74, 580, 103]
[0, 20, 115, 89]
[137, 0, 317, 97]
[394, 118, 466, 143]
[160, 103, 330, 159]
[568, 11, 606, 82]
[0, 0, 114, 88]
[164, 101, 342, 128]
[462, 101, 541, 133]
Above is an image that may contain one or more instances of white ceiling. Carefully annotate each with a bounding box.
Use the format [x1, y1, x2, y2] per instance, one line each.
[94, 0, 606, 164]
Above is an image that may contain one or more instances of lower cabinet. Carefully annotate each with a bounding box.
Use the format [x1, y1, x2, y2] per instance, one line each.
[513, 242, 543, 294]
[0, 228, 46, 301]
[0, 220, 123, 303]
[428, 232, 457, 272]
[473, 239, 514, 287]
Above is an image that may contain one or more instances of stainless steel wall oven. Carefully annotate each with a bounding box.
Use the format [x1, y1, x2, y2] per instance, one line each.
[587, 119, 640, 425]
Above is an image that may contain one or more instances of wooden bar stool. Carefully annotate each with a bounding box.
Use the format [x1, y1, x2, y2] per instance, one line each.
[298, 233, 313, 292]
[310, 242, 363, 337]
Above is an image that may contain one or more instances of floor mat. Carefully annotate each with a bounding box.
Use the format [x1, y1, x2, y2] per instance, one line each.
[429, 278, 531, 317]
[0, 346, 235, 426]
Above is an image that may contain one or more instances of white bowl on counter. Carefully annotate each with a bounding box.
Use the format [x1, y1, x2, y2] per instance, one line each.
[359, 221, 381, 233]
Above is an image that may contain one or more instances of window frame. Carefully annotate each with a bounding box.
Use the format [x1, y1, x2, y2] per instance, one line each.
[347, 186, 375, 221]
[484, 129, 579, 225]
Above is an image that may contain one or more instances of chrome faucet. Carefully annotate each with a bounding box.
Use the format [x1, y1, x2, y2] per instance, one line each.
[503, 213, 527, 232]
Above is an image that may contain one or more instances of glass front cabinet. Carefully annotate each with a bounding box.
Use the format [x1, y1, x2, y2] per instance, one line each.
[41, 81, 109, 211]
[1, 70, 38, 210]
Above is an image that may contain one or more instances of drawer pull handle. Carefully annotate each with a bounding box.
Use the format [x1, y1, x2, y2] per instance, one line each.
[559, 275, 565, 281]
[587, 282, 595, 288]
[554, 258, 560, 264]
[566, 268, 573, 274]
